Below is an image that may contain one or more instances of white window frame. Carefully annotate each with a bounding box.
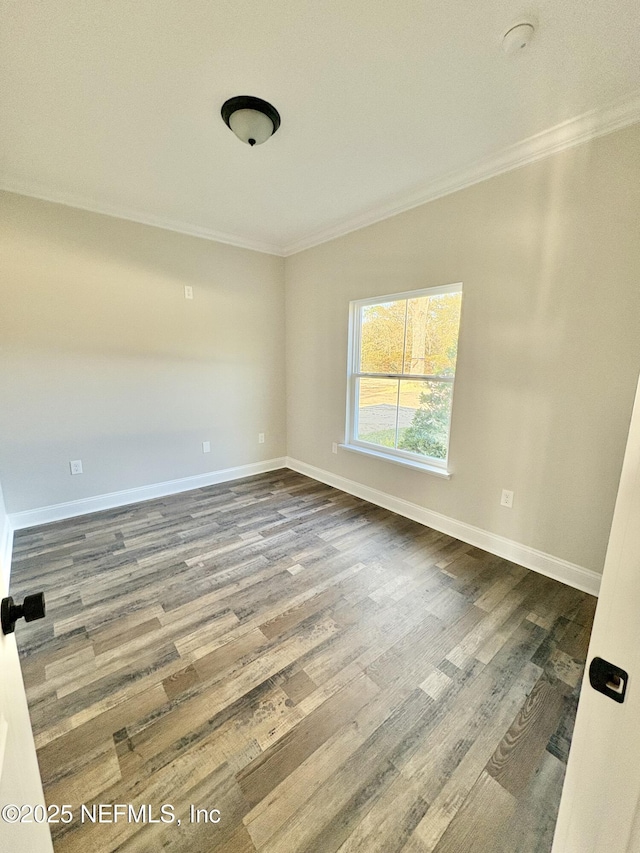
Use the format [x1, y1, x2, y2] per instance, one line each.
[343, 282, 462, 478]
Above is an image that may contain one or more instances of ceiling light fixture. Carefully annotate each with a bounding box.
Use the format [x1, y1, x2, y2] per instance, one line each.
[502, 21, 535, 54]
[221, 96, 281, 147]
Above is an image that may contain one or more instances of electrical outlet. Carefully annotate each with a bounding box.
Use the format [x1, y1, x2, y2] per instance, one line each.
[501, 489, 514, 508]
[258, 433, 265, 444]
[202, 441, 211, 453]
[184, 285, 193, 300]
[70, 459, 83, 475]
[332, 442, 338, 454]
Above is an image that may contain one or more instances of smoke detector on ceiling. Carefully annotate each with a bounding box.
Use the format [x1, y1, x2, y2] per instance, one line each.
[502, 21, 535, 54]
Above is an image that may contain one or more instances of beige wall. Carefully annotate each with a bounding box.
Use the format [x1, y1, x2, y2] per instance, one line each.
[0, 193, 286, 512]
[2, 126, 639, 573]
[285, 125, 640, 574]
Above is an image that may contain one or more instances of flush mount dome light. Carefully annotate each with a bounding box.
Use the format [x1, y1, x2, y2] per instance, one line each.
[502, 21, 535, 54]
[221, 96, 281, 146]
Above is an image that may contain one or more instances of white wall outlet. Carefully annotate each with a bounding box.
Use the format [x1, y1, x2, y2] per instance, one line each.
[332, 442, 338, 454]
[501, 489, 514, 508]
[258, 433, 265, 444]
[202, 441, 211, 453]
[184, 285, 193, 300]
[70, 459, 83, 475]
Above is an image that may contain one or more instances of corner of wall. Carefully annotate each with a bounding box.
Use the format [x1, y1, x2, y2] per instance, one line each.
[0, 482, 13, 593]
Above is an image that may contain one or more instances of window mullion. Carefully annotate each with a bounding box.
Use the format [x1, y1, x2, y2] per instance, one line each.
[355, 372, 453, 383]
[394, 379, 401, 449]
[395, 301, 409, 448]
[402, 299, 409, 375]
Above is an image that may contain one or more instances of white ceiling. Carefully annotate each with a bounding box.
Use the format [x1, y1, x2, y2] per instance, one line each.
[1, 0, 639, 255]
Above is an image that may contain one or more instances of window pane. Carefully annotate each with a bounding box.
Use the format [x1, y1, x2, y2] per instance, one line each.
[403, 292, 462, 376]
[357, 378, 399, 448]
[359, 300, 406, 374]
[397, 380, 453, 460]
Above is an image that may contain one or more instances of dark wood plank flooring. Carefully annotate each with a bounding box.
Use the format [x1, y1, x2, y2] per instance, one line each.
[11, 470, 596, 852]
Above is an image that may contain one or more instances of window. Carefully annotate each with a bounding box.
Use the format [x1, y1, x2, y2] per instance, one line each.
[345, 283, 462, 475]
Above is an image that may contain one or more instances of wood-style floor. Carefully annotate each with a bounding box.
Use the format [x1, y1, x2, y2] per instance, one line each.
[11, 469, 596, 853]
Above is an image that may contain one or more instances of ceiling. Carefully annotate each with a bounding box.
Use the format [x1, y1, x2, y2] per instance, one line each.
[1, 0, 639, 256]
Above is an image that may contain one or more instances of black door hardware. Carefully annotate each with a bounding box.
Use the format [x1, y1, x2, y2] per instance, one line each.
[589, 656, 628, 704]
[1, 593, 46, 636]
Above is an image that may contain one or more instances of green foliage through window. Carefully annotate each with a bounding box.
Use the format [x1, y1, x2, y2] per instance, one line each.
[398, 382, 453, 459]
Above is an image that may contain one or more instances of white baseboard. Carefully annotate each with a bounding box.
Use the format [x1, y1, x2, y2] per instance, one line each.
[285, 457, 601, 597]
[5, 454, 601, 598]
[9, 458, 287, 531]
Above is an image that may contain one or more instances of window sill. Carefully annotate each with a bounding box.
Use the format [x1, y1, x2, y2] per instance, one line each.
[339, 443, 452, 479]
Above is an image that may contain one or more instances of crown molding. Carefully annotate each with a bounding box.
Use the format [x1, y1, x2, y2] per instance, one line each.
[2, 90, 639, 259]
[0, 178, 284, 256]
[281, 90, 640, 256]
